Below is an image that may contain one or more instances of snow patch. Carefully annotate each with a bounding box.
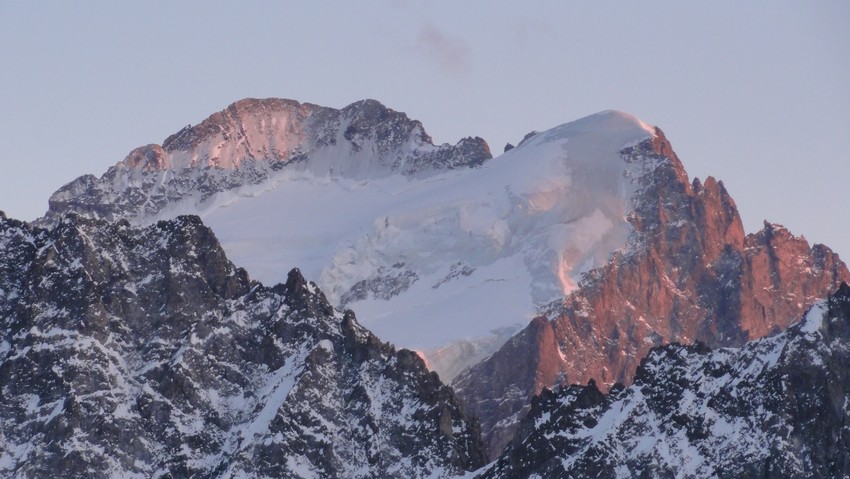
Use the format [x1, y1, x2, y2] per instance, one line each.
[800, 301, 827, 334]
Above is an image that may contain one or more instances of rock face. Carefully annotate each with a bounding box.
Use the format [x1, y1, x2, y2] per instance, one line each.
[454, 130, 850, 457]
[480, 283, 850, 478]
[0, 212, 484, 478]
[44, 98, 491, 224]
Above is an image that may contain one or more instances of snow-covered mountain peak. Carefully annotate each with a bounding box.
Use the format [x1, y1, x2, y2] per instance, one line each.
[43, 102, 675, 381]
[120, 97, 459, 173]
[140, 98, 322, 170]
[476, 110, 659, 296]
[525, 110, 655, 145]
[453, 113, 848, 457]
[44, 98, 491, 224]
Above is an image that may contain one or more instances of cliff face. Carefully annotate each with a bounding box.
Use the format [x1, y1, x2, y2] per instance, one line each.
[454, 130, 850, 458]
[0, 212, 485, 478]
[481, 284, 850, 479]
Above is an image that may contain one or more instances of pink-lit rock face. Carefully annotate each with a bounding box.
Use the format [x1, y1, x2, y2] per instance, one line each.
[149, 98, 438, 171]
[156, 98, 314, 169]
[455, 130, 850, 458]
[44, 98, 491, 223]
[122, 144, 168, 170]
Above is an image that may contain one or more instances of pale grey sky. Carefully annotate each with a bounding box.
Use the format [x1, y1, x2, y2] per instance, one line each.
[1, 1, 848, 259]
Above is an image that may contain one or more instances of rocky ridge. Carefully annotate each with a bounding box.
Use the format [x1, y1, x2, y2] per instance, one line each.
[480, 283, 850, 478]
[0, 211, 484, 478]
[3, 204, 847, 478]
[454, 129, 850, 457]
[44, 98, 491, 224]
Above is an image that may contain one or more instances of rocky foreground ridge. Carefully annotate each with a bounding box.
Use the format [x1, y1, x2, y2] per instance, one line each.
[0, 212, 484, 478]
[2, 208, 848, 478]
[481, 283, 850, 478]
[454, 128, 849, 457]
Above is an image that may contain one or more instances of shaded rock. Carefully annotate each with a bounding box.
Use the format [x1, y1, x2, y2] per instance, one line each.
[0, 213, 485, 478]
[480, 285, 850, 478]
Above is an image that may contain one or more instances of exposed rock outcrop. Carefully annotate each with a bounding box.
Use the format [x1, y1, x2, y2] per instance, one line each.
[44, 98, 491, 224]
[455, 129, 849, 458]
[480, 284, 850, 478]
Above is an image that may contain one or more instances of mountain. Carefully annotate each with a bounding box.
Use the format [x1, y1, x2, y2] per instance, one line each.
[454, 127, 849, 457]
[479, 283, 850, 478]
[40, 100, 667, 381]
[0, 211, 484, 478]
[38, 98, 849, 460]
